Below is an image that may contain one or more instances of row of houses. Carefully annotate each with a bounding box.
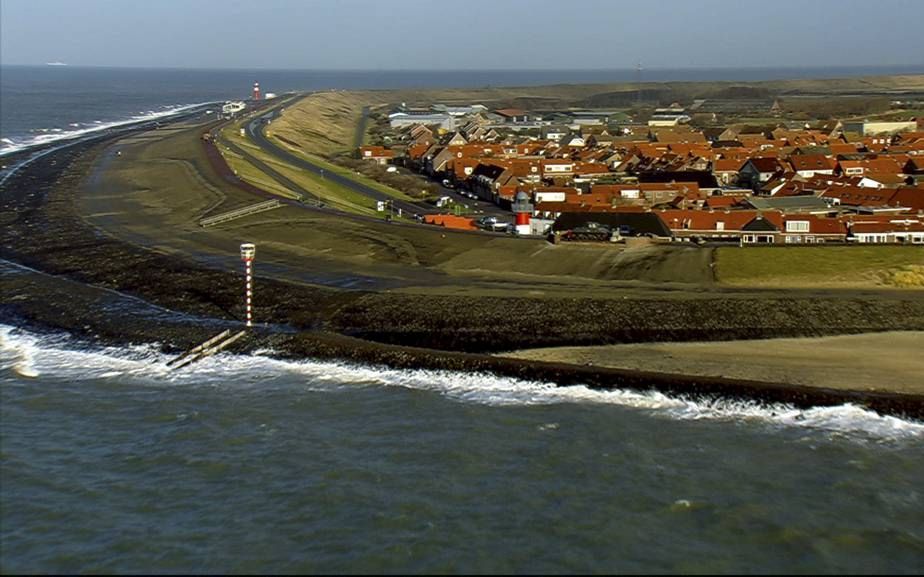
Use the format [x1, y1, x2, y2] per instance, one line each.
[551, 209, 924, 245]
[385, 121, 924, 202]
[361, 104, 924, 243]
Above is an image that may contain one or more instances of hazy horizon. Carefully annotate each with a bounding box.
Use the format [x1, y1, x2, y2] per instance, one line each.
[4, 63, 924, 73]
[3, 0, 923, 70]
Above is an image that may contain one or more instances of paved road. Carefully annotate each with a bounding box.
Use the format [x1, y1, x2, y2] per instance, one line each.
[246, 114, 429, 217]
[247, 107, 512, 223]
[391, 166, 510, 220]
[353, 105, 370, 149]
[214, 98, 512, 232]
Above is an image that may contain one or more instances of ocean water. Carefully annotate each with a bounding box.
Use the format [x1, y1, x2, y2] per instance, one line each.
[3, 64, 924, 572]
[3, 64, 924, 155]
[1, 324, 923, 573]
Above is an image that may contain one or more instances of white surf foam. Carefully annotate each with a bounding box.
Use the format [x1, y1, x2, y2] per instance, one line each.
[1, 324, 921, 441]
[0, 102, 214, 157]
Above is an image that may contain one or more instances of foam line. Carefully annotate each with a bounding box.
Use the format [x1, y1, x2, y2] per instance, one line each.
[1, 324, 921, 441]
[0, 102, 214, 158]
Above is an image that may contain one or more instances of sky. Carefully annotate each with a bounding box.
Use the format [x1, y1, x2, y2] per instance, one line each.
[2, 0, 923, 70]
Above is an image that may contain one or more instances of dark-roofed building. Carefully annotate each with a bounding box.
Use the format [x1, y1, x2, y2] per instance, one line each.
[494, 108, 530, 123]
[637, 170, 719, 188]
[746, 196, 838, 214]
[553, 211, 672, 239]
[470, 163, 508, 201]
[739, 158, 788, 193]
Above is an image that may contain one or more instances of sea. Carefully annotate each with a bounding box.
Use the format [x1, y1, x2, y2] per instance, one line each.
[3, 64, 924, 156]
[1, 325, 923, 574]
[2, 65, 924, 573]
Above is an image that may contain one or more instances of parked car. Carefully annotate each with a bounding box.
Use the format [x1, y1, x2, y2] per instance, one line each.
[476, 216, 510, 232]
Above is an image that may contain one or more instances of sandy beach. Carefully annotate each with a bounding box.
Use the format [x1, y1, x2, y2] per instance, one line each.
[503, 332, 924, 395]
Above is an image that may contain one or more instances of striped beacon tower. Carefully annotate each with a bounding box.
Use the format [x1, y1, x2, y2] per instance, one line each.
[252, 82, 261, 101]
[240, 243, 256, 328]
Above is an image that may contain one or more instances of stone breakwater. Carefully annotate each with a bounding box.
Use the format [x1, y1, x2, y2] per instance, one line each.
[2, 120, 924, 419]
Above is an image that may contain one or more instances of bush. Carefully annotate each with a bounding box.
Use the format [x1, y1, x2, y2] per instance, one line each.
[886, 265, 924, 288]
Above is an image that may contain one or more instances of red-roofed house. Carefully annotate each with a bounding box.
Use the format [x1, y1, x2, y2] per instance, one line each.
[888, 187, 924, 213]
[658, 209, 783, 243]
[703, 196, 743, 210]
[779, 215, 848, 243]
[712, 158, 744, 186]
[821, 186, 897, 208]
[846, 215, 924, 244]
[837, 157, 905, 177]
[788, 154, 836, 178]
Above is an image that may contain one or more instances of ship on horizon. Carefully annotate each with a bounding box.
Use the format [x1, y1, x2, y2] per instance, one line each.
[45, 61, 68, 66]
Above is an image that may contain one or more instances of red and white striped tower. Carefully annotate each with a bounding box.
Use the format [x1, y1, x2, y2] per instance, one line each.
[240, 243, 256, 328]
[252, 82, 261, 101]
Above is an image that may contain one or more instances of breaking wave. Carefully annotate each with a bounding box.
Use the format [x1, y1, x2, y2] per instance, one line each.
[0, 102, 213, 157]
[1, 324, 922, 441]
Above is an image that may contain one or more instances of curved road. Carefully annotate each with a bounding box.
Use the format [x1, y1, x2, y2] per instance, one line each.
[246, 112, 428, 217]
[246, 106, 511, 221]
[212, 124, 509, 241]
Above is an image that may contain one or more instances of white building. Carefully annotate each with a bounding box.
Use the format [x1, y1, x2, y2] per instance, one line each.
[222, 101, 247, 117]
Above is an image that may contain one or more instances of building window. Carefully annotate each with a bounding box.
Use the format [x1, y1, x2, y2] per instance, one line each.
[786, 221, 810, 232]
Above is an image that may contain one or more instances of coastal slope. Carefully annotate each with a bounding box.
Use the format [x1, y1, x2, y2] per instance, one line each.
[503, 332, 924, 395]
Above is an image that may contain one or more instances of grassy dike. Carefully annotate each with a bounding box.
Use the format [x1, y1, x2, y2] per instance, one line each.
[716, 246, 924, 288]
[218, 124, 382, 215]
[217, 111, 415, 218]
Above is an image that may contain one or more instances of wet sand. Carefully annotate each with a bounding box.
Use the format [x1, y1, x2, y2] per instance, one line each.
[503, 332, 924, 395]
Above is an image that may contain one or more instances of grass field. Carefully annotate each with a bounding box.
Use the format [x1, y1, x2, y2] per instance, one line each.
[223, 96, 418, 205]
[264, 127, 418, 202]
[716, 246, 924, 288]
[267, 135, 418, 202]
[220, 146, 303, 201]
[219, 123, 393, 216]
[266, 91, 368, 156]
